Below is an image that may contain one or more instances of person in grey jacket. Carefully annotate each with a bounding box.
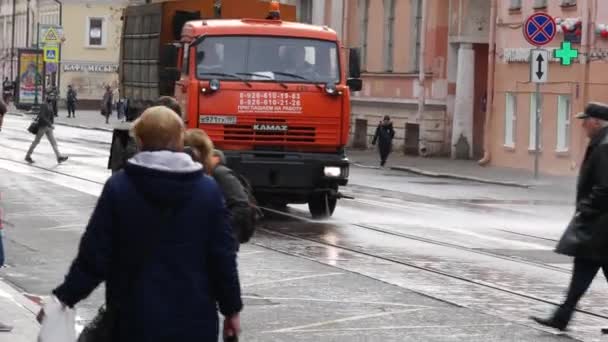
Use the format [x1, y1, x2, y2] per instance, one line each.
[531, 102, 608, 332]
[25, 97, 68, 164]
[183, 129, 254, 249]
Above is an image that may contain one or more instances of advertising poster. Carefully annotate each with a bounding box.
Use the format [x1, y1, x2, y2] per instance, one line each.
[17, 49, 44, 105]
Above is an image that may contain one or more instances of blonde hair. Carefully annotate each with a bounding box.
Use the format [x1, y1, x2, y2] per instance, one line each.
[184, 128, 214, 172]
[131, 106, 184, 151]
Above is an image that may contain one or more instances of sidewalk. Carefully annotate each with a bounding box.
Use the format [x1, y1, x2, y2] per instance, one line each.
[347, 148, 577, 190]
[7, 107, 577, 190]
[0, 277, 39, 341]
[8, 108, 119, 132]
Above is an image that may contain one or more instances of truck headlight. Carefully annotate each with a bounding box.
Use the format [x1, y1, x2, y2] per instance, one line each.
[209, 79, 221, 92]
[323, 166, 341, 177]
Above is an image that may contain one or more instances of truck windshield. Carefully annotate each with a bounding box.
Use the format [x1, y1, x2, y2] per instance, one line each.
[196, 36, 340, 84]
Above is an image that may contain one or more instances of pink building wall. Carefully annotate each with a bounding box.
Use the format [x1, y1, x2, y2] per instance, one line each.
[489, 0, 608, 175]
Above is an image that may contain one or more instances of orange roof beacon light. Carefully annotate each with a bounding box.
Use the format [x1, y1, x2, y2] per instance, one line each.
[267, 1, 281, 20]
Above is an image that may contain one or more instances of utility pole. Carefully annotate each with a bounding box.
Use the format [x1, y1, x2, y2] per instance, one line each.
[26, 0, 30, 47]
[10, 0, 15, 81]
[33, 22, 39, 113]
[52, 0, 62, 90]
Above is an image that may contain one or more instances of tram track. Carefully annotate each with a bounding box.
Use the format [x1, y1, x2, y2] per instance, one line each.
[257, 205, 608, 325]
[2, 154, 606, 338]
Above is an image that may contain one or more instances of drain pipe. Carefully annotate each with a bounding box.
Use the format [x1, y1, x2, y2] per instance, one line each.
[416, 0, 428, 156]
[478, 0, 497, 166]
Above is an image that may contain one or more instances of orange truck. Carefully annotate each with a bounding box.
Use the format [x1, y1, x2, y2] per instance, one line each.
[109, 0, 362, 218]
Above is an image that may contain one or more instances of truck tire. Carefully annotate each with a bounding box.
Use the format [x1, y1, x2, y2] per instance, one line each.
[308, 192, 336, 219]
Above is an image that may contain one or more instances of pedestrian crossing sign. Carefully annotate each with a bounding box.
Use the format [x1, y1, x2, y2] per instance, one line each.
[42, 27, 60, 44]
[43, 47, 59, 63]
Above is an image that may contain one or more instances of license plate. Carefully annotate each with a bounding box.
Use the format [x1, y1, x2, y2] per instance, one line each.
[199, 115, 237, 125]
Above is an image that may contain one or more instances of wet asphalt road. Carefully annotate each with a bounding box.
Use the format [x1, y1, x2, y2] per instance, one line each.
[0, 115, 605, 341]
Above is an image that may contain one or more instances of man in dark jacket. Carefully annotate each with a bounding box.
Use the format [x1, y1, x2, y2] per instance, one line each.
[43, 106, 242, 341]
[66, 85, 77, 118]
[372, 115, 396, 167]
[101, 85, 113, 124]
[531, 102, 608, 332]
[24, 97, 68, 164]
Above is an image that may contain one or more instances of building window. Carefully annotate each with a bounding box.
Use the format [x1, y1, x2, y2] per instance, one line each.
[358, 0, 369, 70]
[505, 93, 516, 147]
[533, 0, 547, 9]
[529, 93, 542, 150]
[557, 95, 571, 151]
[412, 0, 423, 72]
[509, 0, 522, 11]
[560, 0, 577, 7]
[298, 0, 312, 24]
[86, 17, 105, 47]
[384, 0, 395, 72]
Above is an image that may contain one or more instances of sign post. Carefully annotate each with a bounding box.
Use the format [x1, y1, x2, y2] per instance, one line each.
[524, 13, 556, 179]
[38, 24, 63, 102]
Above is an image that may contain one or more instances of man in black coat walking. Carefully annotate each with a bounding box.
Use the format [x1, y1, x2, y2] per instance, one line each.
[531, 102, 608, 332]
[372, 115, 395, 167]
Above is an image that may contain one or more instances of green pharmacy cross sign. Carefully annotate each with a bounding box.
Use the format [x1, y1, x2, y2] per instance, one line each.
[554, 41, 579, 66]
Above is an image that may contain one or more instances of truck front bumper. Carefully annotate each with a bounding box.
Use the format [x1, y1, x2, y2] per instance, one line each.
[224, 150, 349, 203]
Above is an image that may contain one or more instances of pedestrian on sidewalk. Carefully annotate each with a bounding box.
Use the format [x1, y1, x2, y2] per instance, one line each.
[2, 77, 12, 105]
[531, 102, 608, 333]
[101, 85, 113, 124]
[0, 98, 5, 132]
[372, 115, 395, 167]
[184, 129, 255, 249]
[42, 106, 242, 341]
[24, 96, 68, 164]
[66, 85, 77, 118]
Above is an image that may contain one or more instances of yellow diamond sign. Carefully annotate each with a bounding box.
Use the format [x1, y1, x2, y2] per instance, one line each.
[42, 27, 60, 44]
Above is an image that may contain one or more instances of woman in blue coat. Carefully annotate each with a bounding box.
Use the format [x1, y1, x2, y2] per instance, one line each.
[43, 106, 243, 341]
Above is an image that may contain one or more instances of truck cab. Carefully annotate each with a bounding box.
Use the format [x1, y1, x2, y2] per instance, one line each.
[112, 0, 362, 218]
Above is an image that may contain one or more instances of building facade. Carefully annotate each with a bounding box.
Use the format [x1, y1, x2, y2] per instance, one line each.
[297, 0, 492, 158]
[0, 0, 60, 86]
[302, 0, 605, 176]
[489, 0, 608, 176]
[0, 0, 137, 108]
[59, 1, 129, 107]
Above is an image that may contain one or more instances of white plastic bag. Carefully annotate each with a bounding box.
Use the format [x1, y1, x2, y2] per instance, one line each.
[38, 296, 77, 342]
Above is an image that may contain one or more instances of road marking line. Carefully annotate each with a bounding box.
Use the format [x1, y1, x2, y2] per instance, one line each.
[241, 295, 433, 309]
[264, 308, 429, 333]
[243, 272, 343, 287]
[39, 224, 84, 231]
[276, 323, 511, 333]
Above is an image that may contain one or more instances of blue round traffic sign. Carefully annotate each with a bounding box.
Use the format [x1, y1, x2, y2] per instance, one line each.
[524, 13, 556, 46]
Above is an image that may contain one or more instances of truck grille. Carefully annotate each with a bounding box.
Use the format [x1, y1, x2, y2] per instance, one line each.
[224, 119, 315, 143]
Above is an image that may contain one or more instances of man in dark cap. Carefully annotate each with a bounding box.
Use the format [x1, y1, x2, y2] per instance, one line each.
[531, 102, 608, 332]
[372, 115, 395, 167]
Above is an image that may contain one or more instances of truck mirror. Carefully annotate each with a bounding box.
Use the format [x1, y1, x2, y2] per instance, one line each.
[346, 78, 362, 92]
[160, 44, 179, 68]
[348, 48, 361, 79]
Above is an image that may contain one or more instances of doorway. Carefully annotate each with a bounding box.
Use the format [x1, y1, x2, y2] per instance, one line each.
[472, 43, 489, 159]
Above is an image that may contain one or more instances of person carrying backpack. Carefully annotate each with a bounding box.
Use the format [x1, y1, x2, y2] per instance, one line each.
[183, 129, 257, 249]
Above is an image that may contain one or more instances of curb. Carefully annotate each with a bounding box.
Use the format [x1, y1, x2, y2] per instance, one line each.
[54, 122, 114, 132]
[0, 277, 39, 316]
[7, 111, 114, 132]
[350, 162, 381, 170]
[389, 165, 531, 188]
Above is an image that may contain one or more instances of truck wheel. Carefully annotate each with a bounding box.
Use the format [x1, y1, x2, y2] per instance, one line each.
[308, 192, 336, 219]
